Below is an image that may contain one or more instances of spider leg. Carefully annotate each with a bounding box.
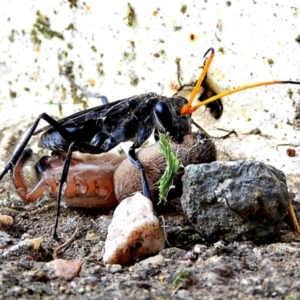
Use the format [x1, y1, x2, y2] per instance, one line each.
[12, 148, 47, 202]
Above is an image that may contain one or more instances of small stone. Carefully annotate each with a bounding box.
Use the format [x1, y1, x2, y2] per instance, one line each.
[20, 233, 33, 240]
[103, 193, 165, 265]
[211, 262, 235, 278]
[213, 240, 226, 250]
[160, 247, 188, 260]
[181, 251, 197, 261]
[0, 215, 13, 228]
[105, 264, 122, 274]
[0, 231, 12, 242]
[1, 236, 43, 258]
[259, 257, 277, 273]
[193, 244, 207, 254]
[23, 269, 47, 281]
[46, 259, 82, 280]
[177, 289, 190, 299]
[85, 232, 98, 240]
[135, 254, 164, 268]
[26, 236, 43, 250]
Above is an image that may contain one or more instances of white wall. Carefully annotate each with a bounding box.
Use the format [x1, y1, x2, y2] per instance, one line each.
[1, 0, 300, 200]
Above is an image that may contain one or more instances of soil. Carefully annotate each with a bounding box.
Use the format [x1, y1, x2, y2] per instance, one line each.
[1, 186, 300, 300]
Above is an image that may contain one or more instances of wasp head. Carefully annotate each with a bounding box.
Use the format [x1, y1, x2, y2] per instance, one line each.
[153, 96, 192, 143]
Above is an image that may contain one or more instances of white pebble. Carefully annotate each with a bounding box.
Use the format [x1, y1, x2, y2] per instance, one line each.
[103, 193, 165, 265]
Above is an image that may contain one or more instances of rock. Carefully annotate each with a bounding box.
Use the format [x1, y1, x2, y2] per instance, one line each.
[103, 193, 165, 265]
[46, 259, 82, 280]
[114, 132, 216, 202]
[181, 160, 290, 242]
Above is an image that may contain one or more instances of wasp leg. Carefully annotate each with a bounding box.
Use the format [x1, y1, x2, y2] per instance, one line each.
[127, 121, 153, 200]
[12, 148, 47, 202]
[128, 148, 151, 199]
[52, 140, 103, 239]
[53, 142, 76, 240]
[191, 120, 237, 139]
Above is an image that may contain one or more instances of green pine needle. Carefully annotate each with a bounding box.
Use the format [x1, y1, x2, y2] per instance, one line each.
[158, 133, 183, 204]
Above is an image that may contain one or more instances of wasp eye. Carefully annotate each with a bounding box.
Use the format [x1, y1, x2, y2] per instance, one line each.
[154, 102, 173, 132]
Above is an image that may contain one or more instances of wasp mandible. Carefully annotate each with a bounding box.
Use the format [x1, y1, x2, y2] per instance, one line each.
[0, 48, 299, 238]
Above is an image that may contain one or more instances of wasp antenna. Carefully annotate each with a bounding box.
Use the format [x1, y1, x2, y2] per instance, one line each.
[181, 48, 215, 115]
[203, 47, 214, 58]
[181, 80, 300, 115]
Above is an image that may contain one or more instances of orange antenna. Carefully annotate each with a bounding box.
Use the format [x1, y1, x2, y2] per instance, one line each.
[181, 49, 300, 115]
[181, 48, 214, 115]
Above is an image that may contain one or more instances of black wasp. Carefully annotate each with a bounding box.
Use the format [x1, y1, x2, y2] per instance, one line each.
[0, 48, 299, 238]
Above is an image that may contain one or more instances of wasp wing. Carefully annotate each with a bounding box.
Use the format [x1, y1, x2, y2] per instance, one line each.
[34, 96, 138, 135]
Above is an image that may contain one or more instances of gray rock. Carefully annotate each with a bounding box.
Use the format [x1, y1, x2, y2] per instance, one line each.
[181, 160, 290, 242]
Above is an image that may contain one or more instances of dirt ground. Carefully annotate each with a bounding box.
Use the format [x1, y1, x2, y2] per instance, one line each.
[1, 184, 300, 300]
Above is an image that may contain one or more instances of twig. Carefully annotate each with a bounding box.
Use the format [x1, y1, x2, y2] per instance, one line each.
[53, 224, 80, 259]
